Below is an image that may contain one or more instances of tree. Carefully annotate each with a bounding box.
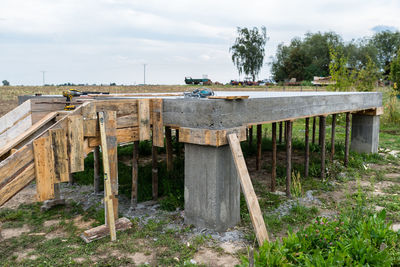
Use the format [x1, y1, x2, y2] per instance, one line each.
[355, 56, 379, 92]
[370, 30, 400, 77]
[2, 80, 9, 86]
[329, 48, 354, 91]
[390, 48, 400, 94]
[230, 26, 268, 81]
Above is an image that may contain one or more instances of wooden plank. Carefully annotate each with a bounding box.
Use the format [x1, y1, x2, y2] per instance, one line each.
[95, 100, 138, 117]
[271, 122, 277, 192]
[82, 102, 98, 137]
[50, 128, 69, 183]
[354, 106, 384, 116]
[165, 126, 173, 172]
[248, 126, 253, 147]
[117, 114, 138, 128]
[285, 121, 292, 198]
[98, 111, 117, 242]
[151, 99, 164, 147]
[0, 100, 31, 135]
[207, 95, 249, 100]
[256, 125, 262, 171]
[131, 141, 139, 207]
[305, 118, 310, 178]
[320, 116, 326, 179]
[178, 127, 246, 147]
[279, 122, 282, 144]
[0, 144, 34, 187]
[138, 99, 151, 141]
[81, 217, 132, 243]
[330, 114, 336, 161]
[68, 115, 84, 173]
[227, 133, 269, 246]
[87, 127, 139, 147]
[312, 117, 316, 145]
[0, 163, 35, 206]
[33, 136, 56, 201]
[94, 146, 100, 194]
[344, 112, 350, 167]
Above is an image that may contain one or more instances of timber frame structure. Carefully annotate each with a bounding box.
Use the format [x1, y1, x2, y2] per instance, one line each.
[0, 91, 383, 244]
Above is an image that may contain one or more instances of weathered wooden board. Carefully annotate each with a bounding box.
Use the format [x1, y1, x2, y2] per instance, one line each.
[68, 115, 84, 173]
[82, 102, 98, 137]
[49, 128, 69, 183]
[151, 99, 164, 147]
[117, 114, 139, 128]
[138, 99, 151, 141]
[81, 217, 132, 243]
[95, 100, 138, 117]
[228, 133, 269, 246]
[33, 136, 56, 201]
[0, 163, 35, 206]
[0, 144, 34, 187]
[87, 127, 139, 147]
[179, 126, 246, 147]
[0, 115, 32, 149]
[0, 100, 31, 135]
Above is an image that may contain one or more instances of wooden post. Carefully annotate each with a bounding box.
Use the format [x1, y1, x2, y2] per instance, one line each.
[284, 120, 288, 143]
[286, 121, 292, 198]
[305, 118, 310, 177]
[98, 111, 117, 242]
[319, 116, 322, 146]
[152, 144, 158, 200]
[248, 126, 253, 148]
[271, 122, 277, 192]
[279, 122, 283, 144]
[165, 126, 173, 172]
[94, 146, 100, 194]
[330, 114, 336, 161]
[312, 117, 316, 145]
[256, 124, 262, 171]
[175, 129, 181, 158]
[131, 141, 139, 207]
[227, 133, 269, 246]
[344, 112, 350, 167]
[320, 116, 326, 179]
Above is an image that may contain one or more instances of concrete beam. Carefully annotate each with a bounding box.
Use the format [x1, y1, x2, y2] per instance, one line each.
[351, 114, 380, 153]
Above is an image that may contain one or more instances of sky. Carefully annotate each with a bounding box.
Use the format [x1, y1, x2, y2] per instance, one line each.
[1, 0, 399, 85]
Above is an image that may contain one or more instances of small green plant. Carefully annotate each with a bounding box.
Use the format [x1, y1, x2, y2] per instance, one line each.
[291, 171, 303, 197]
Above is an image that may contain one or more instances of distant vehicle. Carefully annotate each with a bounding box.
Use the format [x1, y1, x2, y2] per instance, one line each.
[312, 76, 335, 86]
[230, 79, 258, 86]
[244, 77, 258, 86]
[185, 77, 212, 85]
[258, 79, 275, 86]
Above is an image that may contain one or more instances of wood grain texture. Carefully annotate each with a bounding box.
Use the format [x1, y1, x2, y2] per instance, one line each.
[151, 99, 164, 147]
[50, 128, 69, 183]
[228, 133, 269, 246]
[0, 144, 34, 187]
[33, 136, 56, 201]
[82, 102, 98, 137]
[81, 217, 132, 243]
[179, 127, 246, 147]
[68, 115, 84, 173]
[138, 99, 151, 141]
[87, 127, 139, 147]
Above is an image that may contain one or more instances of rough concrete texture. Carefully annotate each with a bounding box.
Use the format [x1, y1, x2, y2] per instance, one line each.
[351, 114, 380, 153]
[184, 144, 240, 231]
[163, 92, 382, 129]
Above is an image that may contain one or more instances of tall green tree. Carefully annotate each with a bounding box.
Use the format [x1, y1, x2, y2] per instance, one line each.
[230, 26, 268, 81]
[390, 48, 400, 94]
[329, 48, 354, 91]
[370, 30, 400, 76]
[2, 80, 9, 86]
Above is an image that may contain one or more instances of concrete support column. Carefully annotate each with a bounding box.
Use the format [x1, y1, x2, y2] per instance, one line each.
[184, 143, 240, 231]
[351, 114, 380, 153]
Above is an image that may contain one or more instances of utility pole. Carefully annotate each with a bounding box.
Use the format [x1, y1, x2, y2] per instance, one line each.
[41, 71, 46, 85]
[143, 64, 146, 85]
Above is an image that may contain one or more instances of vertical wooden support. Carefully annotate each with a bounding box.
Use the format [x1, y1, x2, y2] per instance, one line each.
[330, 114, 336, 161]
[138, 99, 151, 141]
[286, 121, 292, 198]
[305, 118, 310, 177]
[271, 122, 277, 192]
[312, 117, 316, 145]
[50, 128, 69, 183]
[131, 141, 139, 207]
[318, 116, 322, 146]
[175, 129, 181, 158]
[151, 99, 164, 147]
[94, 146, 100, 194]
[82, 103, 97, 137]
[256, 124, 262, 171]
[320, 116, 326, 179]
[68, 115, 84, 174]
[284, 120, 288, 143]
[165, 126, 173, 172]
[344, 112, 350, 167]
[248, 126, 253, 147]
[228, 133, 269, 246]
[99, 111, 118, 220]
[98, 111, 117, 242]
[33, 136, 56, 201]
[279, 122, 283, 144]
[152, 144, 158, 200]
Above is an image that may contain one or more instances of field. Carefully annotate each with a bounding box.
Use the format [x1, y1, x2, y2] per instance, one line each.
[0, 85, 399, 266]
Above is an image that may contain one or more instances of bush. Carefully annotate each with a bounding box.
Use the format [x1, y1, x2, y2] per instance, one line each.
[241, 209, 400, 266]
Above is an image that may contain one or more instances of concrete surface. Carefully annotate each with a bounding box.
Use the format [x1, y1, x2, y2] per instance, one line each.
[351, 114, 380, 153]
[184, 144, 240, 231]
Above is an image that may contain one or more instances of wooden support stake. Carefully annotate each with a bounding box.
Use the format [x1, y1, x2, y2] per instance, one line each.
[165, 126, 173, 172]
[256, 125, 262, 171]
[152, 144, 158, 200]
[98, 111, 117, 242]
[138, 99, 151, 141]
[131, 141, 139, 207]
[175, 129, 181, 158]
[279, 122, 282, 144]
[330, 114, 336, 161]
[284, 120, 288, 143]
[312, 117, 316, 145]
[320, 116, 326, 179]
[151, 99, 164, 147]
[50, 128, 69, 183]
[248, 126, 253, 147]
[305, 118, 310, 178]
[271, 122, 277, 192]
[286, 121, 292, 198]
[319, 116, 322, 146]
[344, 112, 350, 167]
[227, 133, 269, 246]
[94, 146, 100, 194]
[68, 115, 84, 174]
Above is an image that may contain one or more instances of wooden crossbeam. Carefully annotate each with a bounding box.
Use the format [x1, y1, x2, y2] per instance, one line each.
[227, 133, 269, 246]
[179, 127, 246, 147]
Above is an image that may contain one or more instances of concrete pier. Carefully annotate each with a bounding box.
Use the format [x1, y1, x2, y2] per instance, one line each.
[184, 144, 240, 231]
[351, 114, 380, 153]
